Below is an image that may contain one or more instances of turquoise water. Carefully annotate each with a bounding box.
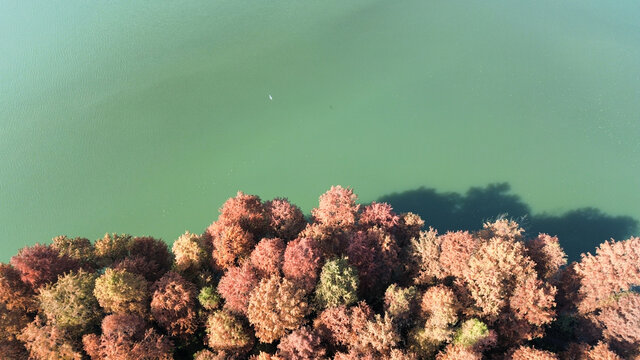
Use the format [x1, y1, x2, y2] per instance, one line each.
[1, 0, 639, 261]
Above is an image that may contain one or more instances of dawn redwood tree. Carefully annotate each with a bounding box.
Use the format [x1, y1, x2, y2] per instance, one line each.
[595, 291, 640, 357]
[205, 309, 254, 353]
[51, 235, 96, 268]
[217, 261, 258, 315]
[210, 224, 255, 270]
[93, 233, 132, 268]
[172, 231, 211, 274]
[409, 228, 445, 285]
[277, 326, 326, 360]
[150, 271, 198, 340]
[264, 198, 306, 240]
[358, 202, 400, 231]
[282, 237, 323, 293]
[315, 257, 359, 309]
[10, 244, 80, 290]
[384, 284, 418, 325]
[93, 268, 149, 315]
[437, 231, 478, 279]
[19, 317, 83, 360]
[38, 269, 101, 337]
[508, 345, 558, 360]
[0, 263, 37, 312]
[126, 236, 173, 281]
[574, 236, 640, 314]
[311, 185, 360, 229]
[250, 237, 285, 278]
[206, 192, 268, 269]
[346, 228, 399, 296]
[313, 301, 373, 349]
[83, 313, 173, 360]
[247, 276, 308, 343]
[525, 233, 567, 282]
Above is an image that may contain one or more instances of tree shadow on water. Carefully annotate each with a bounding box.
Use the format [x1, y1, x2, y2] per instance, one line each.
[377, 183, 638, 262]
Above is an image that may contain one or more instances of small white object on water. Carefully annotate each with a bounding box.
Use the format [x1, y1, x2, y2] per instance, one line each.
[268, 94, 273, 100]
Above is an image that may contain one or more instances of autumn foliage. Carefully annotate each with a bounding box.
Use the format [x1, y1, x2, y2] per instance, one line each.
[0, 186, 638, 359]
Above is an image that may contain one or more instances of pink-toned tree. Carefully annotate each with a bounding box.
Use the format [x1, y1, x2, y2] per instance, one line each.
[574, 237, 640, 314]
[595, 292, 640, 356]
[10, 244, 80, 290]
[210, 224, 255, 270]
[358, 202, 400, 231]
[277, 326, 326, 360]
[251, 237, 285, 278]
[313, 302, 372, 349]
[83, 313, 173, 360]
[282, 237, 323, 293]
[435, 343, 481, 360]
[508, 345, 558, 360]
[409, 228, 445, 285]
[311, 186, 360, 228]
[265, 198, 306, 240]
[19, 317, 83, 360]
[525, 234, 567, 282]
[150, 271, 198, 340]
[217, 261, 258, 315]
[438, 231, 478, 279]
[127, 236, 173, 281]
[0, 263, 37, 312]
[346, 228, 399, 296]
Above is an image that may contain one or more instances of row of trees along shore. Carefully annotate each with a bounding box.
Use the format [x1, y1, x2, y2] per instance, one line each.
[1, 186, 639, 359]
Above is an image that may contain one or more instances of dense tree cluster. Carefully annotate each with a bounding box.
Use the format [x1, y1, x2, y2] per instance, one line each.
[0, 185, 638, 359]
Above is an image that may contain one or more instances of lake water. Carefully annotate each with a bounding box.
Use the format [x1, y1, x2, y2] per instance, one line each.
[1, 0, 639, 262]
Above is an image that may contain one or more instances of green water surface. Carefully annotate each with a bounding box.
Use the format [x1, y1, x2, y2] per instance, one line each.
[1, 0, 639, 261]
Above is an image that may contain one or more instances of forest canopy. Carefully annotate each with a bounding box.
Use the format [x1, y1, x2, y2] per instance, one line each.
[1, 186, 639, 359]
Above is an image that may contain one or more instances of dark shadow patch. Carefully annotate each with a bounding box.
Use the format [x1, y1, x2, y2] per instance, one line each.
[377, 183, 638, 262]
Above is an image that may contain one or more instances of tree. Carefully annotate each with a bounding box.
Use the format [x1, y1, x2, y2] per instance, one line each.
[93, 268, 148, 315]
[595, 292, 640, 356]
[315, 257, 359, 309]
[574, 237, 640, 314]
[83, 313, 173, 360]
[38, 270, 101, 337]
[217, 261, 258, 315]
[525, 233, 567, 281]
[247, 276, 308, 343]
[51, 235, 95, 268]
[172, 231, 211, 274]
[346, 228, 399, 296]
[251, 237, 285, 278]
[205, 310, 254, 352]
[312, 186, 360, 228]
[277, 326, 326, 360]
[93, 233, 132, 268]
[508, 346, 558, 360]
[265, 198, 306, 240]
[150, 271, 198, 340]
[358, 202, 400, 231]
[10, 244, 80, 289]
[282, 237, 323, 293]
[19, 317, 83, 360]
[127, 236, 173, 281]
[0, 263, 37, 312]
